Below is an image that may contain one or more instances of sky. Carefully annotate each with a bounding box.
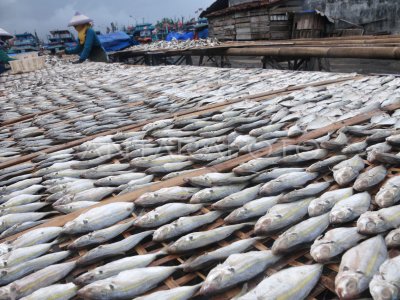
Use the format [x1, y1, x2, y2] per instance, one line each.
[0, 0, 215, 40]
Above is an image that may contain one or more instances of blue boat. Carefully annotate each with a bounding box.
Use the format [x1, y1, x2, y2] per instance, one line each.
[10, 32, 39, 53]
[45, 30, 77, 53]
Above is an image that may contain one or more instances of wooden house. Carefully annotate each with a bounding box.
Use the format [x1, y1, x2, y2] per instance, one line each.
[201, 0, 306, 41]
[292, 9, 334, 38]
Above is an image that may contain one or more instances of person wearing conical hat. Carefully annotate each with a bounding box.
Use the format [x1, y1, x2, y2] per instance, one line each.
[0, 28, 15, 74]
[65, 12, 108, 63]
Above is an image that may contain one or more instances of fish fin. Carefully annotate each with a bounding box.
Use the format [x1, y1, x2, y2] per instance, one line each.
[155, 246, 169, 256]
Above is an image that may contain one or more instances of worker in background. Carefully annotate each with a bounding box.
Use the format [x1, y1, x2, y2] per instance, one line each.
[65, 12, 108, 64]
[0, 28, 15, 74]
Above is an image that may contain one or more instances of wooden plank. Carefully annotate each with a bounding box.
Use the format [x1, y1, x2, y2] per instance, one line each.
[0, 104, 75, 128]
[3, 100, 399, 243]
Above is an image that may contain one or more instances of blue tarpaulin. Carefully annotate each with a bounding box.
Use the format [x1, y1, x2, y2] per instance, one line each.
[98, 31, 133, 52]
[198, 28, 209, 39]
[166, 32, 194, 41]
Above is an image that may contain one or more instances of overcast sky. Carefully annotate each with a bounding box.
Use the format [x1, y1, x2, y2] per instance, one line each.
[0, 0, 215, 40]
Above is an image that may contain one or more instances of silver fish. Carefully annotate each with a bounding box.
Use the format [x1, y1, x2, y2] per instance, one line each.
[0, 212, 54, 233]
[333, 155, 365, 186]
[94, 173, 147, 187]
[69, 219, 135, 249]
[0, 178, 42, 194]
[272, 213, 330, 254]
[232, 157, 280, 175]
[182, 237, 260, 272]
[143, 119, 174, 132]
[330, 192, 371, 224]
[0, 202, 48, 216]
[186, 172, 255, 187]
[0, 241, 57, 268]
[0, 251, 70, 286]
[200, 250, 281, 295]
[74, 250, 165, 285]
[54, 201, 97, 214]
[76, 230, 154, 266]
[5, 261, 76, 299]
[135, 186, 200, 207]
[385, 227, 400, 248]
[238, 264, 323, 300]
[310, 227, 366, 263]
[259, 172, 318, 196]
[357, 204, 400, 234]
[77, 266, 178, 300]
[342, 141, 368, 154]
[190, 184, 247, 204]
[279, 182, 330, 203]
[1, 194, 42, 208]
[353, 165, 387, 192]
[375, 176, 400, 208]
[19, 283, 77, 300]
[278, 149, 328, 164]
[134, 284, 201, 300]
[0, 185, 44, 204]
[321, 132, 348, 150]
[225, 196, 279, 224]
[135, 203, 202, 228]
[369, 255, 400, 300]
[335, 236, 387, 300]
[252, 168, 305, 183]
[54, 187, 116, 206]
[249, 123, 286, 137]
[168, 223, 253, 254]
[255, 198, 313, 235]
[308, 187, 353, 217]
[306, 155, 347, 173]
[63, 202, 134, 234]
[212, 184, 261, 210]
[153, 211, 222, 242]
[2, 226, 61, 254]
[146, 161, 193, 174]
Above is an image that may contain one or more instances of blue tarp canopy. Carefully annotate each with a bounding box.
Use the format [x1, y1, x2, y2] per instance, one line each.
[98, 31, 133, 52]
[166, 32, 194, 41]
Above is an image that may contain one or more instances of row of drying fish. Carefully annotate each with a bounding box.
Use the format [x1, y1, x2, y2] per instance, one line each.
[1, 103, 400, 235]
[0, 121, 399, 299]
[126, 38, 221, 51]
[0, 58, 356, 161]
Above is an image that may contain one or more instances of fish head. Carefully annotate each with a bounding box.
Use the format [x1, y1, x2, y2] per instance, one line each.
[385, 229, 400, 246]
[375, 188, 398, 207]
[225, 207, 249, 224]
[153, 222, 177, 241]
[335, 271, 367, 300]
[311, 242, 336, 263]
[329, 208, 354, 224]
[334, 167, 358, 186]
[169, 234, 197, 253]
[0, 243, 12, 256]
[308, 199, 329, 217]
[357, 212, 387, 234]
[272, 232, 298, 254]
[74, 271, 97, 286]
[200, 265, 236, 295]
[0, 259, 7, 268]
[77, 281, 113, 299]
[254, 215, 276, 235]
[370, 277, 398, 300]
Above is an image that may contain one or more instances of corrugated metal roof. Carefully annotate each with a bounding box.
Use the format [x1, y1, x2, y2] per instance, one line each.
[201, 0, 285, 18]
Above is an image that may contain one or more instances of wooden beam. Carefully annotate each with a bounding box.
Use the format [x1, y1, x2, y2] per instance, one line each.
[0, 104, 75, 128]
[3, 101, 399, 243]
